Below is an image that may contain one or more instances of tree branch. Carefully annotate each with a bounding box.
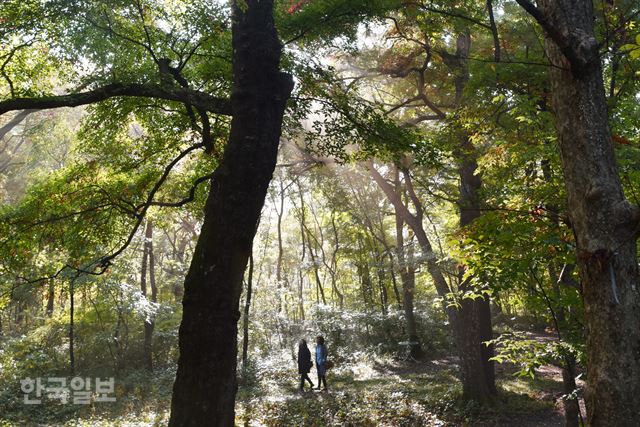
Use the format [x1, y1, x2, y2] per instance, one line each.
[0, 83, 232, 116]
[140, 172, 215, 209]
[514, 0, 599, 72]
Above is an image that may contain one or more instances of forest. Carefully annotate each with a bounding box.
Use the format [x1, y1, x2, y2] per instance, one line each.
[0, 0, 639, 426]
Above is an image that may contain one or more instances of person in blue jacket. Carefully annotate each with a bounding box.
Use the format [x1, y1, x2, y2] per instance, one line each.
[315, 335, 328, 391]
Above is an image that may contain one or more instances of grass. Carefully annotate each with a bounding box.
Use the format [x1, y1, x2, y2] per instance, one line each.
[0, 354, 563, 426]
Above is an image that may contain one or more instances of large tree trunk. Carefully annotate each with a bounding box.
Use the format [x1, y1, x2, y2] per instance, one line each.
[516, 0, 640, 424]
[455, 130, 496, 400]
[450, 31, 496, 401]
[168, 1, 293, 425]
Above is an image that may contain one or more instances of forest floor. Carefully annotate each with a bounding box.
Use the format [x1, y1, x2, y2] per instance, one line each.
[235, 353, 567, 427]
[1, 349, 571, 426]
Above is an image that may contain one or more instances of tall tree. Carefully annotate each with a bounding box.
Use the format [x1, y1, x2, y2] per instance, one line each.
[515, 0, 640, 424]
[168, 1, 293, 424]
[0, 0, 292, 423]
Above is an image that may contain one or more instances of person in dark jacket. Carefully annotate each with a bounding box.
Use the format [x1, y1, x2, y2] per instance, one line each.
[315, 335, 328, 391]
[297, 339, 314, 391]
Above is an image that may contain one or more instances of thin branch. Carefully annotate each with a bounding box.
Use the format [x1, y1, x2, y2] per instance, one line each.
[487, 0, 501, 63]
[140, 172, 215, 208]
[406, 1, 492, 30]
[6, 142, 206, 285]
[133, 0, 159, 64]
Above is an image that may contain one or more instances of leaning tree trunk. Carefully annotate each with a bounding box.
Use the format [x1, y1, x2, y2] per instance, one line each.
[372, 163, 501, 391]
[517, 0, 640, 424]
[168, 1, 293, 425]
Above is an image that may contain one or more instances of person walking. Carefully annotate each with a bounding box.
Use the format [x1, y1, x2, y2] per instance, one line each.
[297, 339, 314, 391]
[315, 335, 328, 391]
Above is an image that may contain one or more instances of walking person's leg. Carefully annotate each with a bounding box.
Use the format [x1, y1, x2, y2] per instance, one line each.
[321, 375, 328, 391]
[304, 373, 314, 387]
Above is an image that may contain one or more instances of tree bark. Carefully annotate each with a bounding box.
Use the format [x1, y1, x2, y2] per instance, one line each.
[446, 30, 496, 401]
[455, 132, 496, 400]
[168, 1, 293, 425]
[516, 0, 640, 424]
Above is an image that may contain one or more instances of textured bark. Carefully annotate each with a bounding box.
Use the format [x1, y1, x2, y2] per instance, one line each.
[518, 0, 640, 424]
[455, 133, 496, 401]
[448, 31, 496, 402]
[168, 1, 293, 425]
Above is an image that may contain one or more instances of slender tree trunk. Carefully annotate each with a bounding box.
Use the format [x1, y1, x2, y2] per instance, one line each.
[46, 280, 55, 317]
[297, 182, 309, 316]
[516, 0, 640, 423]
[275, 177, 285, 312]
[328, 213, 344, 308]
[543, 163, 580, 427]
[141, 221, 156, 371]
[241, 253, 254, 367]
[297, 269, 305, 321]
[305, 226, 327, 305]
[69, 279, 75, 375]
[403, 234, 422, 359]
[377, 260, 388, 316]
[448, 30, 496, 401]
[391, 168, 422, 357]
[387, 252, 403, 310]
[168, 1, 293, 424]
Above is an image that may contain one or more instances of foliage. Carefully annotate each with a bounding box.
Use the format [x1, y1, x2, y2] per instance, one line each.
[489, 332, 584, 379]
